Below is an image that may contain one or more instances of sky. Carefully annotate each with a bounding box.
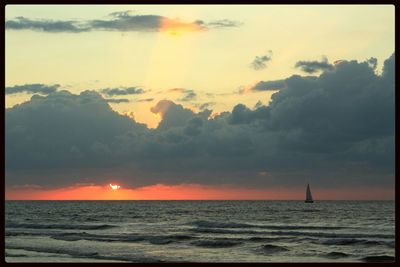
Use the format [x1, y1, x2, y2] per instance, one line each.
[5, 5, 395, 200]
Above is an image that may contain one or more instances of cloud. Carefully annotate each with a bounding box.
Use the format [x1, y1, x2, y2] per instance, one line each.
[195, 102, 216, 110]
[6, 11, 241, 33]
[105, 98, 130, 103]
[252, 79, 286, 92]
[366, 57, 378, 70]
[179, 90, 197, 102]
[5, 54, 394, 191]
[6, 83, 60, 95]
[5, 16, 89, 33]
[250, 51, 272, 70]
[135, 98, 154, 102]
[205, 19, 242, 28]
[100, 87, 145, 96]
[167, 88, 197, 102]
[295, 56, 334, 74]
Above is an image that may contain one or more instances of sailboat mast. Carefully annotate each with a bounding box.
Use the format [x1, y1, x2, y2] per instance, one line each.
[305, 183, 314, 203]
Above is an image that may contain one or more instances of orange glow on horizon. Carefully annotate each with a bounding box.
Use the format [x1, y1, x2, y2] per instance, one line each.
[5, 183, 394, 201]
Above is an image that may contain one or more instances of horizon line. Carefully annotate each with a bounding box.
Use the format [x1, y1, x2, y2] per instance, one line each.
[5, 199, 394, 201]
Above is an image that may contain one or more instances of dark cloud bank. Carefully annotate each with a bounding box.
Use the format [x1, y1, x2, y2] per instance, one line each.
[5, 11, 240, 33]
[5, 54, 395, 190]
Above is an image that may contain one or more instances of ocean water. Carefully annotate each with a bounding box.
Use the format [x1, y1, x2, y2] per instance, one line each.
[5, 200, 395, 263]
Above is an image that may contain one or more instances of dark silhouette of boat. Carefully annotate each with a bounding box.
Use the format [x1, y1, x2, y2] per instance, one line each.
[305, 183, 314, 203]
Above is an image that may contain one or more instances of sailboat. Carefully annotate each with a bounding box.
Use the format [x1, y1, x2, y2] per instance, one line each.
[305, 183, 314, 203]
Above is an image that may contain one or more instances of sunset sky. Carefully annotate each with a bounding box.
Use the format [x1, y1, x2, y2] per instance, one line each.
[5, 5, 395, 200]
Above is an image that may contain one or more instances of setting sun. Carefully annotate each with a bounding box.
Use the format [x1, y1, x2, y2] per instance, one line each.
[109, 184, 121, 190]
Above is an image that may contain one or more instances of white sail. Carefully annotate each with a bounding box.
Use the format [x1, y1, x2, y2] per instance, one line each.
[305, 183, 313, 203]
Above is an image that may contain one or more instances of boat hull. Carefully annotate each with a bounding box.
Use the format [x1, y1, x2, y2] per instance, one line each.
[304, 200, 314, 203]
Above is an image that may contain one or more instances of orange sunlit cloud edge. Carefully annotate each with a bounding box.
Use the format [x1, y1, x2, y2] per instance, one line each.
[5, 183, 394, 201]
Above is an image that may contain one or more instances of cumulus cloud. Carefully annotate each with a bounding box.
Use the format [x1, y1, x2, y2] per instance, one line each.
[100, 87, 144, 96]
[250, 50, 273, 70]
[5, 54, 395, 190]
[366, 57, 378, 70]
[6, 11, 241, 33]
[295, 56, 334, 73]
[6, 83, 60, 95]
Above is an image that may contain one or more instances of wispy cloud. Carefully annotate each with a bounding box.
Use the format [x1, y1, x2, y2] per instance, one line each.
[295, 56, 334, 74]
[250, 50, 273, 70]
[6, 83, 60, 95]
[105, 98, 130, 103]
[99, 87, 145, 96]
[135, 98, 154, 102]
[168, 88, 197, 102]
[6, 11, 241, 34]
[195, 102, 216, 110]
[239, 79, 286, 94]
[5, 17, 89, 33]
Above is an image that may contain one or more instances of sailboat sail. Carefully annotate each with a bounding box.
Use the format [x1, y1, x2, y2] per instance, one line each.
[305, 183, 314, 203]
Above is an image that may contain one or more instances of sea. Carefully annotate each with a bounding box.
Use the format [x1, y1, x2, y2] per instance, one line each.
[5, 200, 395, 263]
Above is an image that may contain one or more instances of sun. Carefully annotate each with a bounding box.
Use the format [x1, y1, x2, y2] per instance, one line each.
[110, 184, 121, 190]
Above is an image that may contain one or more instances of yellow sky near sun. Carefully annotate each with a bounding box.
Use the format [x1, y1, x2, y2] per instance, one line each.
[5, 5, 395, 128]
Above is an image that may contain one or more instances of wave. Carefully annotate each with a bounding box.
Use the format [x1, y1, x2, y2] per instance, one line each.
[321, 238, 394, 247]
[51, 232, 146, 242]
[6, 222, 116, 230]
[6, 231, 50, 237]
[5, 252, 28, 258]
[190, 239, 242, 248]
[248, 237, 292, 242]
[5, 244, 163, 262]
[50, 232, 197, 245]
[324, 252, 349, 259]
[361, 255, 395, 263]
[190, 220, 345, 230]
[190, 227, 394, 239]
[261, 244, 289, 253]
